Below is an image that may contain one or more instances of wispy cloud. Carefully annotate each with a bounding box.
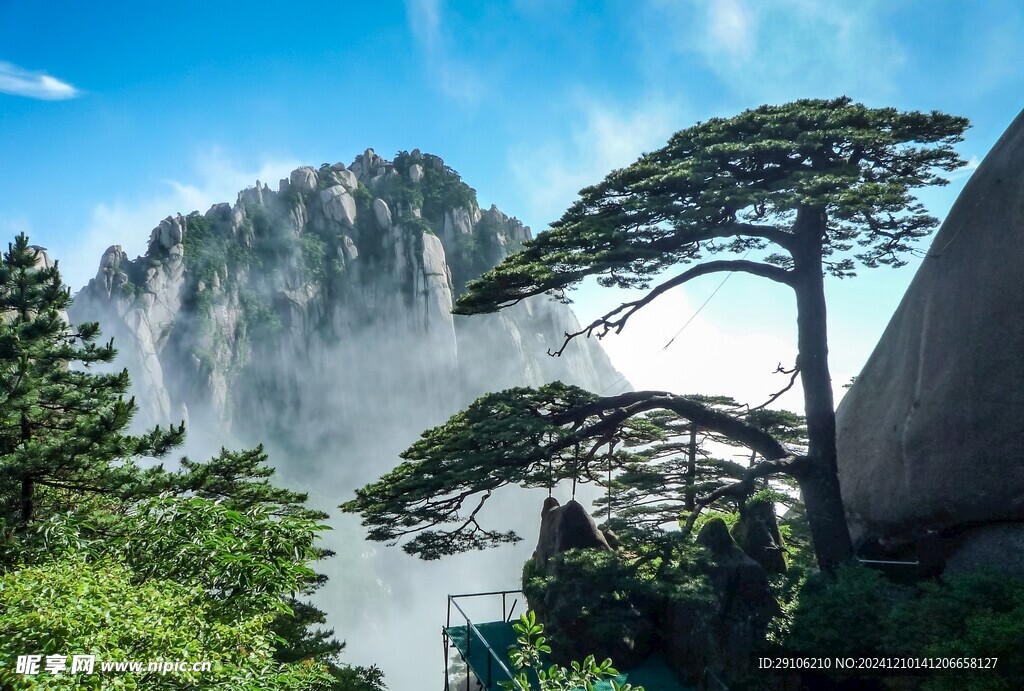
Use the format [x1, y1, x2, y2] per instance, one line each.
[948, 154, 981, 181]
[404, 0, 484, 105]
[651, 0, 905, 102]
[706, 0, 754, 60]
[509, 94, 684, 227]
[0, 61, 80, 100]
[57, 148, 300, 291]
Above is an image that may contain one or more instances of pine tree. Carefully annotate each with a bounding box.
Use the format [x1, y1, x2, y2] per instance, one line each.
[451, 98, 968, 569]
[0, 233, 385, 690]
[0, 233, 183, 527]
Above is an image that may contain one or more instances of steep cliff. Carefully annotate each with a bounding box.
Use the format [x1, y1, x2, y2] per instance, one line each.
[70, 149, 625, 469]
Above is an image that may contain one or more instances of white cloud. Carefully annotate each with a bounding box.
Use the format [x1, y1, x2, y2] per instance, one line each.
[56, 148, 301, 291]
[0, 61, 80, 100]
[707, 0, 754, 60]
[404, 0, 484, 105]
[654, 0, 905, 101]
[948, 154, 981, 181]
[509, 95, 684, 226]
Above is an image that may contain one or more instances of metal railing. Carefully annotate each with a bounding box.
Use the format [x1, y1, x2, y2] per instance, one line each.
[444, 590, 524, 691]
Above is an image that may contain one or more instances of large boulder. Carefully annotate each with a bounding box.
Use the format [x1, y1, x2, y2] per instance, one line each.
[837, 109, 1024, 555]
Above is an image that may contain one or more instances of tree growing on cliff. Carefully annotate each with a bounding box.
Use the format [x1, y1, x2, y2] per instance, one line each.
[343, 381, 796, 558]
[596, 403, 807, 531]
[346, 98, 968, 570]
[456, 98, 967, 569]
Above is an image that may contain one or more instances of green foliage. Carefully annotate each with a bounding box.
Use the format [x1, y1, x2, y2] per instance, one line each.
[399, 216, 435, 237]
[352, 180, 373, 209]
[116, 496, 324, 616]
[181, 211, 283, 370]
[341, 382, 666, 559]
[893, 571, 1024, 690]
[344, 380, 799, 561]
[444, 98, 969, 570]
[690, 509, 740, 535]
[420, 162, 477, 219]
[173, 445, 328, 520]
[783, 563, 898, 658]
[301, 231, 329, 283]
[449, 215, 509, 294]
[0, 551, 334, 690]
[118, 278, 139, 302]
[596, 399, 806, 532]
[524, 542, 715, 637]
[0, 233, 185, 526]
[456, 97, 969, 314]
[392, 150, 478, 221]
[777, 564, 1024, 688]
[499, 612, 641, 691]
[377, 168, 425, 212]
[0, 234, 385, 690]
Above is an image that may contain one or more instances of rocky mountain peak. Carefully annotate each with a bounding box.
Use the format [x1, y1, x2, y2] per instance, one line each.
[71, 150, 625, 468]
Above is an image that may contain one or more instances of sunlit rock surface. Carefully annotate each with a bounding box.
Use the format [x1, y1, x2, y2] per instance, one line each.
[70, 149, 626, 473]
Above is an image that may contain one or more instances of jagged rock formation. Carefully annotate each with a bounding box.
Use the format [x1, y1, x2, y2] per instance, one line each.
[70, 149, 625, 467]
[668, 519, 778, 689]
[836, 110, 1024, 565]
[731, 499, 787, 575]
[526, 498, 654, 669]
[524, 503, 777, 687]
[532, 497, 613, 569]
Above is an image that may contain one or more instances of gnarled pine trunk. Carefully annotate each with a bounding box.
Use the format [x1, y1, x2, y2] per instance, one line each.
[791, 208, 855, 571]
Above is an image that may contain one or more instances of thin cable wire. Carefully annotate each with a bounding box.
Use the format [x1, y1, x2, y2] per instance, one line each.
[661, 270, 735, 350]
[597, 249, 752, 394]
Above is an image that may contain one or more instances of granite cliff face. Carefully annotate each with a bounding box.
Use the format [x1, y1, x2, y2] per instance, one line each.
[70, 149, 625, 468]
[836, 111, 1024, 568]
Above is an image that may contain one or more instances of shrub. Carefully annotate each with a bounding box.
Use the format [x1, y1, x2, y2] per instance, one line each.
[779, 563, 1024, 688]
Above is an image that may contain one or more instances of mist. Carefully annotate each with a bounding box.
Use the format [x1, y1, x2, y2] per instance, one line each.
[63, 158, 627, 689]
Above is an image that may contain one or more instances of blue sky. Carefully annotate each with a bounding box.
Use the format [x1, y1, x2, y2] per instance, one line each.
[2, 0, 1023, 408]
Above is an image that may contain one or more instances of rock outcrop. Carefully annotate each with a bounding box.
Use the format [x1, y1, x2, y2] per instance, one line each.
[526, 499, 653, 670]
[666, 518, 778, 689]
[532, 497, 612, 569]
[524, 503, 777, 687]
[836, 110, 1024, 559]
[70, 150, 625, 470]
[731, 498, 787, 575]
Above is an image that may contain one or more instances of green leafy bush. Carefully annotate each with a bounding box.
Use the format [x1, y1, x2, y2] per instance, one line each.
[523, 539, 714, 667]
[301, 232, 328, 282]
[500, 612, 642, 691]
[0, 507, 334, 690]
[779, 564, 1024, 689]
[783, 563, 898, 658]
